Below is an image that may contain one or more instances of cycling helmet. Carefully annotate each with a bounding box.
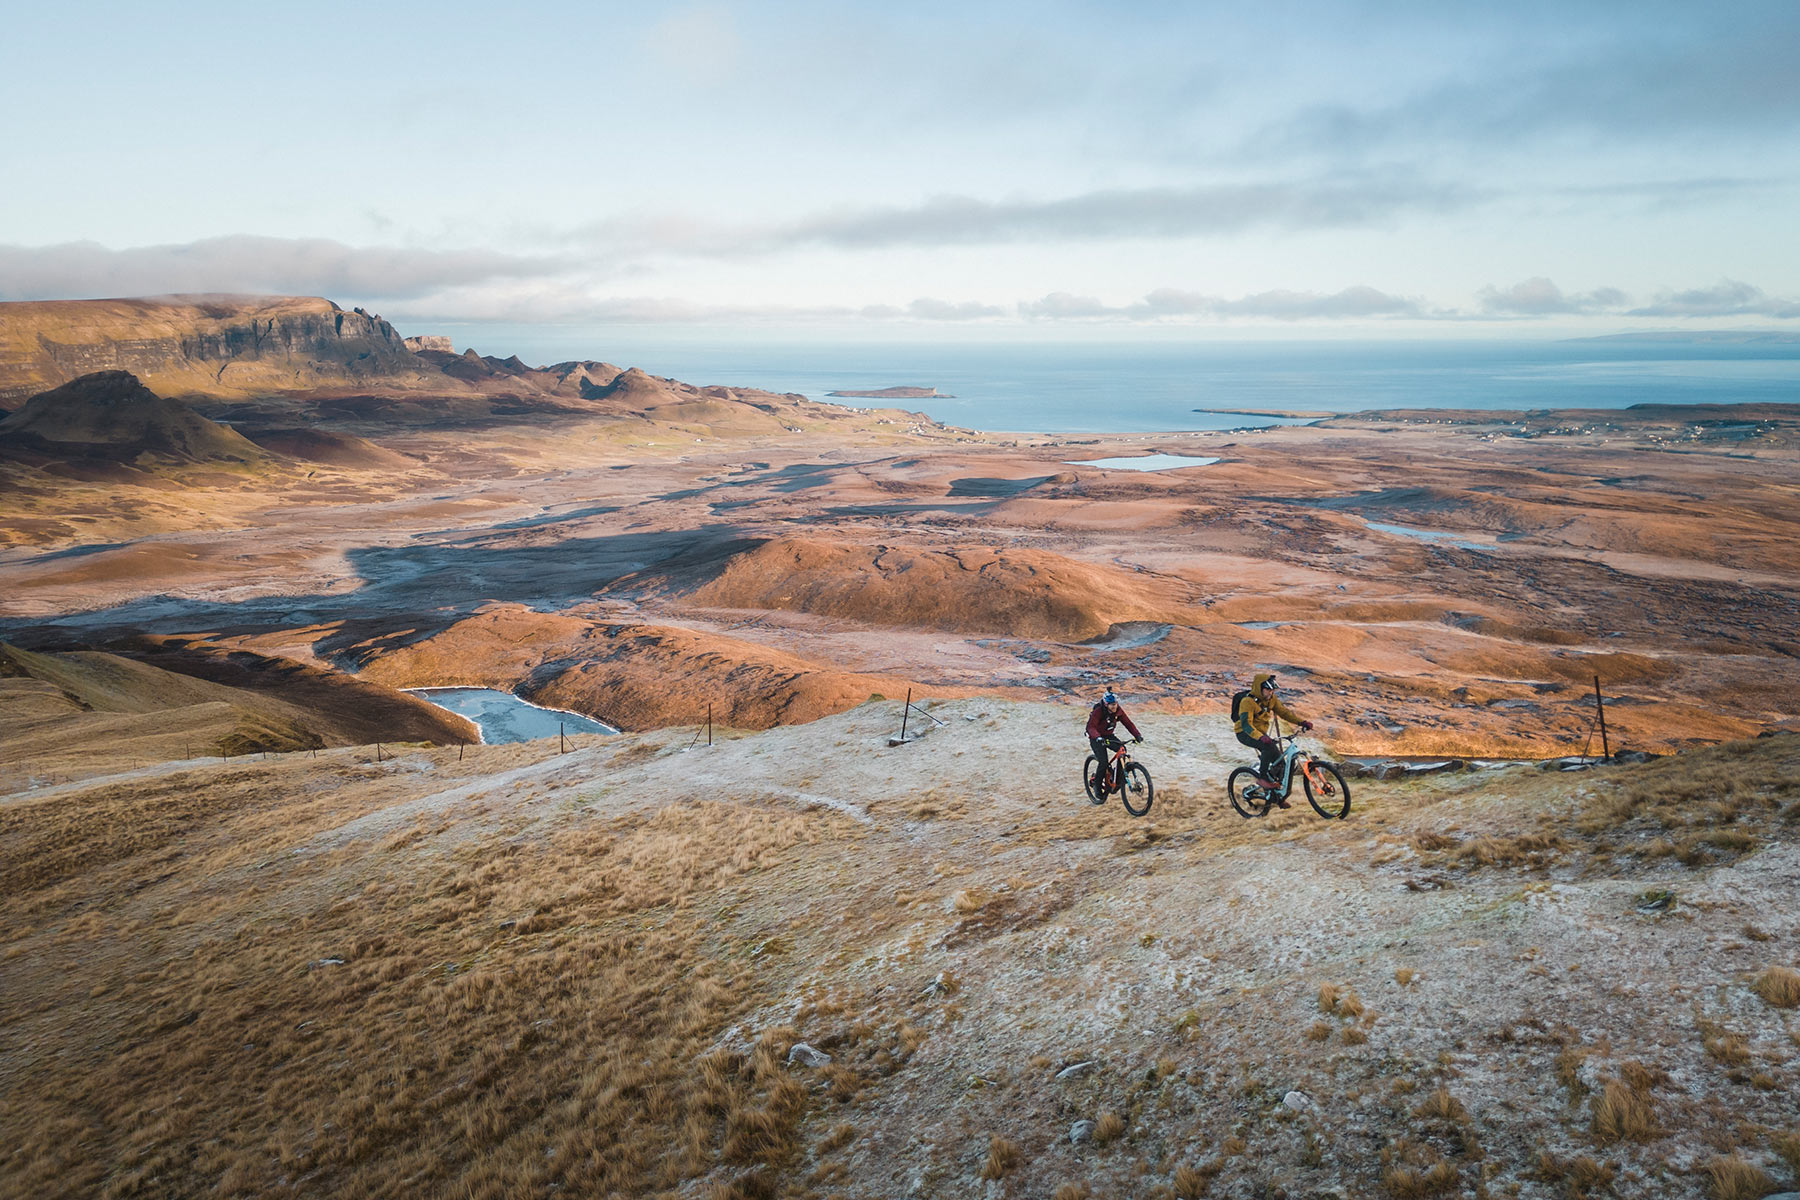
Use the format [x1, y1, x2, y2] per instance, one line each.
[1102, 690, 1118, 705]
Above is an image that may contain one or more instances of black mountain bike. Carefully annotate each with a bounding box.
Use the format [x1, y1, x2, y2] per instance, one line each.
[1084, 739, 1153, 817]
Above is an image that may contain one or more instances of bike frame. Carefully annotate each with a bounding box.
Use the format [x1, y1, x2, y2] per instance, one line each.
[1268, 720, 1330, 800]
[1102, 742, 1135, 790]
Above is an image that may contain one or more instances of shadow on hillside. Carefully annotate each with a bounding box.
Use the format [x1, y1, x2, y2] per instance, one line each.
[0, 524, 753, 647]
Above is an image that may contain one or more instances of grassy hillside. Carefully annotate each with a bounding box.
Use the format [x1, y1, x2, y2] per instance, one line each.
[1, 703, 1794, 1199]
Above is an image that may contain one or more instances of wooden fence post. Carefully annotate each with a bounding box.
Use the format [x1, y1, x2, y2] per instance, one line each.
[1594, 675, 1610, 762]
[707, 703, 713, 747]
[901, 688, 912, 742]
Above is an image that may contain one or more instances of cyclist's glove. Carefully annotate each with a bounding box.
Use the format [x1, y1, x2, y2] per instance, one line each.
[1300, 721, 1313, 731]
[1105, 736, 1123, 749]
[1132, 736, 1143, 744]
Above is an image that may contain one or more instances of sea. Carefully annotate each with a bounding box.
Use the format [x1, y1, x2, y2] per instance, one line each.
[427, 330, 1800, 433]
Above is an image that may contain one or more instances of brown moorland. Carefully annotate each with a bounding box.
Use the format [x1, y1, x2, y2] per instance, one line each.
[2, 707, 1795, 1199]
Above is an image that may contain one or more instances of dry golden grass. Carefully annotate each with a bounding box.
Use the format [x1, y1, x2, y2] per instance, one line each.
[1380, 1139, 1458, 1198]
[1343, 1027, 1369, 1046]
[1704, 1029, 1752, 1066]
[1172, 1162, 1216, 1199]
[0, 764, 870, 1200]
[1395, 967, 1418, 986]
[1555, 1046, 1590, 1101]
[1538, 1151, 1616, 1197]
[1705, 1155, 1777, 1200]
[1575, 738, 1799, 866]
[1306, 1021, 1333, 1042]
[1053, 1183, 1092, 1200]
[1591, 1079, 1659, 1143]
[1773, 1128, 1800, 1173]
[1415, 1088, 1468, 1122]
[1317, 982, 1341, 1013]
[1751, 966, 1800, 1009]
[1338, 989, 1365, 1019]
[1094, 1112, 1125, 1145]
[979, 1134, 1022, 1180]
[1220, 1135, 1247, 1156]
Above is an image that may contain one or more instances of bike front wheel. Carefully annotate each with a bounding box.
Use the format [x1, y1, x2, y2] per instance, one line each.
[1302, 762, 1352, 820]
[1227, 767, 1270, 819]
[1120, 762, 1153, 816]
[1083, 755, 1107, 805]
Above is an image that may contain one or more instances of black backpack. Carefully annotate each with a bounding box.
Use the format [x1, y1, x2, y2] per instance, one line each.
[1229, 689, 1252, 723]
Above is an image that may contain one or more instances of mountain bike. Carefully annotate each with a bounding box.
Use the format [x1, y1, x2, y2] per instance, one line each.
[1227, 724, 1350, 820]
[1084, 739, 1153, 817]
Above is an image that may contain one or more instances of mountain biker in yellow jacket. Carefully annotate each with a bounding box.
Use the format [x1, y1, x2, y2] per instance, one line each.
[1235, 672, 1312, 806]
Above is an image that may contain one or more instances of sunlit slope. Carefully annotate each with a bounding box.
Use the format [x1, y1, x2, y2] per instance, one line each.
[2, 700, 1794, 1200]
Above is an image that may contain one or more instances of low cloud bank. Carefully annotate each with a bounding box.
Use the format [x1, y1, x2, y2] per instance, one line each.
[0, 236, 561, 303]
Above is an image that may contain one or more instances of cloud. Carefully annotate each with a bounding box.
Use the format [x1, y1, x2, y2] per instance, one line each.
[0, 236, 563, 303]
[1626, 279, 1800, 318]
[567, 172, 1490, 257]
[642, 5, 741, 81]
[1019, 285, 1425, 321]
[1478, 277, 1629, 315]
[1260, 13, 1800, 157]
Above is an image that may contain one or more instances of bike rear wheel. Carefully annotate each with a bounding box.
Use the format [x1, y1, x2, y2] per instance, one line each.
[1302, 762, 1352, 820]
[1227, 766, 1270, 818]
[1121, 762, 1153, 816]
[1083, 755, 1107, 805]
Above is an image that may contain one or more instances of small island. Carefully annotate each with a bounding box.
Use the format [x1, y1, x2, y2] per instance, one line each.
[826, 385, 954, 399]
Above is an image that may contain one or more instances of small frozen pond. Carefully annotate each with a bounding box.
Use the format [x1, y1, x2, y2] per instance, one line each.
[1363, 521, 1490, 551]
[1068, 454, 1221, 471]
[407, 687, 617, 744]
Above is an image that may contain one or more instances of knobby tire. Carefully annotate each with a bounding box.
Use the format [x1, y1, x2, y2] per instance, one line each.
[1121, 762, 1153, 817]
[1302, 761, 1352, 820]
[1083, 755, 1107, 805]
[1227, 766, 1270, 819]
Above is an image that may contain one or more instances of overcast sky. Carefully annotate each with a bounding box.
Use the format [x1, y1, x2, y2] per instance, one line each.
[3, 1, 1797, 336]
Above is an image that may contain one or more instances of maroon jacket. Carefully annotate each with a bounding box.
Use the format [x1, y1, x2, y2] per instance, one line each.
[1086, 702, 1141, 742]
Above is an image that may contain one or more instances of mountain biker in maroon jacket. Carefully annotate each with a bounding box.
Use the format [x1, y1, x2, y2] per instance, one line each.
[1087, 691, 1142, 792]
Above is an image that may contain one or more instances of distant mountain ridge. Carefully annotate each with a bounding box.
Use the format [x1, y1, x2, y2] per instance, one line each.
[0, 294, 430, 404]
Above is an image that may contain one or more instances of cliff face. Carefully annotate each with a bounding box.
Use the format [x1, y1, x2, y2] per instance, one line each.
[0, 295, 433, 404]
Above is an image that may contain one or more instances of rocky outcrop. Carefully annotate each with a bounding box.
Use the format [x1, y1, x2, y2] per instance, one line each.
[403, 335, 454, 353]
[0, 295, 431, 404]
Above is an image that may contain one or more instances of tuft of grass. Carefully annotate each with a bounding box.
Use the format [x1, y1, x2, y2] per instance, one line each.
[1343, 1027, 1369, 1045]
[1054, 1184, 1092, 1200]
[1094, 1112, 1125, 1145]
[952, 887, 988, 914]
[1538, 1152, 1616, 1197]
[1591, 1079, 1659, 1143]
[1751, 966, 1800, 1009]
[1705, 1155, 1777, 1200]
[1221, 1135, 1247, 1156]
[1555, 1046, 1589, 1101]
[1318, 982, 1341, 1013]
[1307, 1021, 1333, 1043]
[1704, 1029, 1752, 1066]
[979, 1135, 1022, 1180]
[1173, 1162, 1217, 1199]
[1416, 1088, 1468, 1122]
[1338, 990, 1366, 1019]
[1395, 967, 1419, 987]
[1772, 1129, 1800, 1173]
[1381, 1139, 1459, 1198]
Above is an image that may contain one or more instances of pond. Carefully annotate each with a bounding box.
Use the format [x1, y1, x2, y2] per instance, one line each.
[407, 687, 618, 745]
[1362, 521, 1491, 551]
[1066, 454, 1222, 471]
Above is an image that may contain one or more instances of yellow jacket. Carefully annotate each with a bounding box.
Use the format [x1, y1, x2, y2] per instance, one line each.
[1235, 672, 1303, 739]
